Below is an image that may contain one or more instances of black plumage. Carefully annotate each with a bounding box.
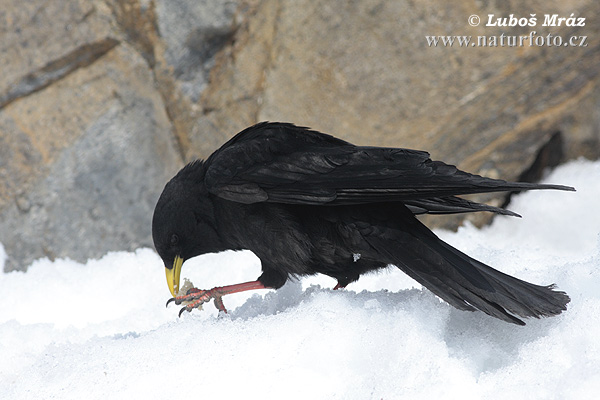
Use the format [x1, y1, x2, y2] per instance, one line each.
[152, 122, 573, 324]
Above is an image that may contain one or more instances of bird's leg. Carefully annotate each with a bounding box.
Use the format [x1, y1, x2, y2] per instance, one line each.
[333, 283, 346, 290]
[167, 280, 267, 316]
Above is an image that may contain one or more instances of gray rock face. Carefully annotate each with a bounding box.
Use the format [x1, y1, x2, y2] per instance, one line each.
[155, 0, 238, 102]
[0, 40, 183, 271]
[3, 97, 180, 269]
[1, 0, 599, 271]
[0, 0, 183, 271]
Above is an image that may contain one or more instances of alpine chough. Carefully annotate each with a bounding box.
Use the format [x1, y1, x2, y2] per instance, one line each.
[152, 122, 573, 325]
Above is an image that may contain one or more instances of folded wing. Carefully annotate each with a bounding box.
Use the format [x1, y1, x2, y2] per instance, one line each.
[204, 122, 574, 210]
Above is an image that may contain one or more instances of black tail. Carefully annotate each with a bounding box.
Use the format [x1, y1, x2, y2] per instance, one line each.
[365, 217, 570, 325]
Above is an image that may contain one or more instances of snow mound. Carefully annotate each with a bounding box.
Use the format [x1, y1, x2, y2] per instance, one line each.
[1, 159, 599, 399]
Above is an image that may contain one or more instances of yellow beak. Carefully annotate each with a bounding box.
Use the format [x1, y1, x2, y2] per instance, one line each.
[165, 255, 184, 297]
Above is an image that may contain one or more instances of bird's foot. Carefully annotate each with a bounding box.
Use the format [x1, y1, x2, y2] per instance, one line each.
[167, 288, 228, 316]
[166, 280, 268, 317]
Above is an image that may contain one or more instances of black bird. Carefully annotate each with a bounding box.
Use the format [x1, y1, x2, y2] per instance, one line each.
[152, 122, 573, 325]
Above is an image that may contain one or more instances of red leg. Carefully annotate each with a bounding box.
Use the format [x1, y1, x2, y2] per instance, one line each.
[167, 281, 268, 316]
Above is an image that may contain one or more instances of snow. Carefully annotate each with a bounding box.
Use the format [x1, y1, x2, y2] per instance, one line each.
[1, 158, 599, 400]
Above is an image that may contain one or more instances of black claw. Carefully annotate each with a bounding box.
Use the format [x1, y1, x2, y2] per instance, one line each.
[213, 296, 228, 313]
[166, 297, 176, 307]
[178, 306, 189, 318]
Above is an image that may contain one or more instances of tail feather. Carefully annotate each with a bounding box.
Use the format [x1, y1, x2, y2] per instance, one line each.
[365, 221, 570, 325]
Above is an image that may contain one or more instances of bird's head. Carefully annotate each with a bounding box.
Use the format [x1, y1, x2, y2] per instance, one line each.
[152, 169, 221, 297]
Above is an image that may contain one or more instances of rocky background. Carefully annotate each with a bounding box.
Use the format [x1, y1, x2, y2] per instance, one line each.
[1, 0, 599, 271]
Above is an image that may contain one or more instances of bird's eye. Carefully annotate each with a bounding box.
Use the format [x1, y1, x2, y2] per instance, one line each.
[170, 234, 179, 246]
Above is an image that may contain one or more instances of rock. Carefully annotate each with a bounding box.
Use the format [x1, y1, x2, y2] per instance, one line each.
[150, 0, 247, 160]
[200, 0, 600, 229]
[0, 38, 119, 109]
[1, 0, 599, 270]
[1, 44, 182, 271]
[155, 0, 238, 103]
[0, 1, 182, 271]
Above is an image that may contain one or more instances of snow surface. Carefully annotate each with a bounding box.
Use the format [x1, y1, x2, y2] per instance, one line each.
[1, 159, 599, 400]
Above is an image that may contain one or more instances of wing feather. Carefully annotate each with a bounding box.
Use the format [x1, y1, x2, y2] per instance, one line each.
[205, 122, 574, 207]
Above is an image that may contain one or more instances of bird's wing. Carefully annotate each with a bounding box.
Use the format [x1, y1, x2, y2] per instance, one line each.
[403, 196, 521, 217]
[204, 122, 574, 206]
